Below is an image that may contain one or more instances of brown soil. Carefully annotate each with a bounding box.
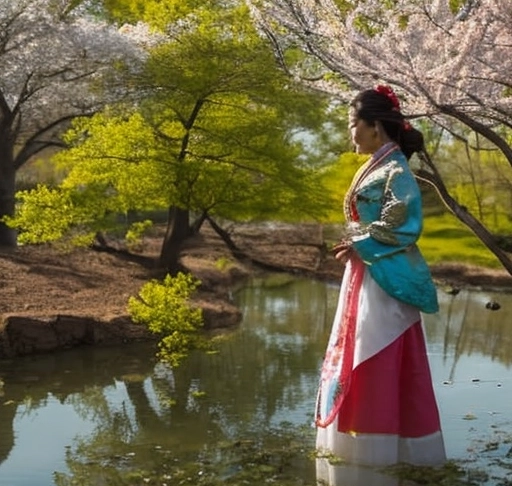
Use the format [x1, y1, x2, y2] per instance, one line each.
[0, 222, 511, 358]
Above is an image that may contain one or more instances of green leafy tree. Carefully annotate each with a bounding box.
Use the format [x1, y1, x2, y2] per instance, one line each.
[8, 0, 341, 273]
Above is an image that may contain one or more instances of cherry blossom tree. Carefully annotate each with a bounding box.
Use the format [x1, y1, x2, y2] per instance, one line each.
[0, 0, 149, 246]
[248, 0, 512, 273]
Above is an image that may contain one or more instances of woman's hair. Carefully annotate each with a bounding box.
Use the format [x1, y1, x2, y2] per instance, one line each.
[350, 88, 424, 160]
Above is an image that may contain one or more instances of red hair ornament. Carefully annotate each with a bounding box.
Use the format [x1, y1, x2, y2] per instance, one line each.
[375, 85, 412, 131]
[375, 84, 400, 110]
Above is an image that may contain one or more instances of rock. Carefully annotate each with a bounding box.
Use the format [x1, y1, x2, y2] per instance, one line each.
[0, 297, 243, 359]
[485, 301, 501, 310]
[0, 314, 153, 359]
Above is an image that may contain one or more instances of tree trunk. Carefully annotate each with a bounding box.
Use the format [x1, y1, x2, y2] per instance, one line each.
[190, 211, 208, 235]
[206, 215, 292, 272]
[206, 214, 245, 258]
[159, 206, 191, 275]
[0, 142, 17, 247]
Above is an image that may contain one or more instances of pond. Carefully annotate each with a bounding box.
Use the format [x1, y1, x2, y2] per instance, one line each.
[0, 275, 512, 486]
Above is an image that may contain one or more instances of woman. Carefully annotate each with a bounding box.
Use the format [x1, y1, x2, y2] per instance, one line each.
[315, 86, 446, 470]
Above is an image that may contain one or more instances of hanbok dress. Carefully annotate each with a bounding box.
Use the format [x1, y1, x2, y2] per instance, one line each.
[315, 142, 446, 468]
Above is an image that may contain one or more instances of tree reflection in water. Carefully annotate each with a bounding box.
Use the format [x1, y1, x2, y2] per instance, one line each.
[0, 278, 511, 486]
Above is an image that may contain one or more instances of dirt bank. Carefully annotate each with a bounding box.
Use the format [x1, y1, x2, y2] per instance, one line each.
[0, 223, 511, 359]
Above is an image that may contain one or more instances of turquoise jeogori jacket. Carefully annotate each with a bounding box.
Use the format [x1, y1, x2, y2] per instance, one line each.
[347, 145, 439, 314]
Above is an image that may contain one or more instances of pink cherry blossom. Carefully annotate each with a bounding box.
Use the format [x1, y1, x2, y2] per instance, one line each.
[248, 0, 512, 164]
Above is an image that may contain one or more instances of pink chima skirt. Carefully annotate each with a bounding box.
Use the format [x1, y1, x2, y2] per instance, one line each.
[315, 256, 446, 468]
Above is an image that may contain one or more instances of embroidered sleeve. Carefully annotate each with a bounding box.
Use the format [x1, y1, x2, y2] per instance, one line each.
[367, 167, 407, 246]
[367, 194, 407, 245]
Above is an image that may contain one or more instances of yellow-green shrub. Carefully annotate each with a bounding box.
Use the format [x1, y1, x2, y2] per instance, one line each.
[128, 272, 203, 367]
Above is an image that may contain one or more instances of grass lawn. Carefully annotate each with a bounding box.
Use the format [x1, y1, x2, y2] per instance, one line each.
[419, 212, 505, 268]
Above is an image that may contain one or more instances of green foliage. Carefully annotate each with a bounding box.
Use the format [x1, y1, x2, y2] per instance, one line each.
[397, 14, 410, 30]
[103, 0, 210, 26]
[5, 185, 77, 244]
[331, 0, 354, 14]
[449, 0, 467, 14]
[7, 112, 171, 246]
[16, 154, 67, 191]
[353, 14, 381, 36]
[128, 272, 204, 367]
[5, 184, 114, 246]
[434, 136, 512, 235]
[503, 86, 512, 98]
[215, 256, 233, 271]
[135, 1, 340, 223]
[9, 1, 340, 249]
[125, 219, 153, 251]
[320, 152, 367, 223]
[351, 1, 407, 36]
[59, 111, 171, 212]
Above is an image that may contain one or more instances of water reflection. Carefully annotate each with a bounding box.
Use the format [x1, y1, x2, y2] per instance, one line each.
[0, 277, 511, 486]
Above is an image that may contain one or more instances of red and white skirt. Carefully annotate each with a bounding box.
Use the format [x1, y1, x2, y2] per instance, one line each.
[315, 256, 446, 466]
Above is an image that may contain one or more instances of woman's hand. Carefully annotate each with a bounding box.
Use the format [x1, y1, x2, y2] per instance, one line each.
[332, 240, 353, 265]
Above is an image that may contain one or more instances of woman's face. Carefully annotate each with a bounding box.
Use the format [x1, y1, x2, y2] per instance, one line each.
[348, 109, 381, 155]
